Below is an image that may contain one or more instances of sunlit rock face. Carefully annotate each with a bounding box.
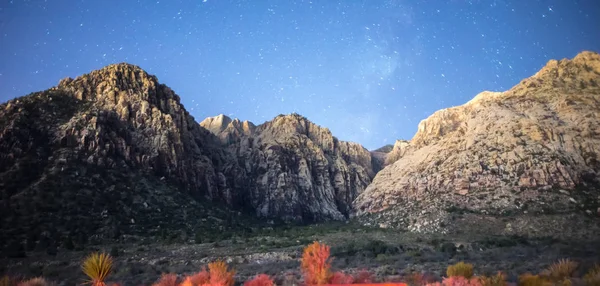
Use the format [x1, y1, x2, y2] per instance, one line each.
[202, 113, 375, 222]
[354, 51, 600, 238]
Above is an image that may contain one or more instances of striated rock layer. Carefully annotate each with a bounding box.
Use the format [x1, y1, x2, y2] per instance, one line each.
[354, 51, 600, 238]
[201, 113, 374, 221]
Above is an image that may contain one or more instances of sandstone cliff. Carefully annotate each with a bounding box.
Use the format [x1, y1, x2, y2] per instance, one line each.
[354, 51, 600, 238]
[201, 113, 375, 221]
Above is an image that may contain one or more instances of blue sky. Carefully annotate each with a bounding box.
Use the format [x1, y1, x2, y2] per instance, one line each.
[1, 0, 599, 150]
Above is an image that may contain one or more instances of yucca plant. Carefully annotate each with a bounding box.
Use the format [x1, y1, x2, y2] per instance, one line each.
[81, 252, 113, 286]
[447, 262, 474, 279]
[546, 259, 578, 282]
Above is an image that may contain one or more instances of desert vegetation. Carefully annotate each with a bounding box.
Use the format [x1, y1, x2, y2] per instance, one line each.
[1, 242, 599, 286]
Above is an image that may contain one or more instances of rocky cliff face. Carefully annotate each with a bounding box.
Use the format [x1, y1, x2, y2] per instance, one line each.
[0, 63, 377, 251]
[0, 64, 252, 249]
[200, 114, 256, 145]
[354, 51, 600, 238]
[201, 113, 375, 221]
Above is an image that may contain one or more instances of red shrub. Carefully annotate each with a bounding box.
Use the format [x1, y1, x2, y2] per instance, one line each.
[354, 270, 373, 284]
[244, 274, 275, 286]
[180, 268, 211, 286]
[301, 241, 332, 285]
[329, 272, 354, 285]
[153, 274, 178, 286]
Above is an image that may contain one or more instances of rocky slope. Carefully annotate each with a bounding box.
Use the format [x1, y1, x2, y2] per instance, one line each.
[354, 51, 600, 238]
[201, 113, 375, 221]
[0, 64, 257, 252]
[0, 63, 377, 253]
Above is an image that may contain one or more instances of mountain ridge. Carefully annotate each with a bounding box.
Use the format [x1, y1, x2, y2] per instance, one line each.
[353, 50, 600, 238]
[1, 51, 600, 253]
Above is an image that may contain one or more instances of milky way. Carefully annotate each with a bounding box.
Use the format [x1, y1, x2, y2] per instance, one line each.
[1, 0, 599, 149]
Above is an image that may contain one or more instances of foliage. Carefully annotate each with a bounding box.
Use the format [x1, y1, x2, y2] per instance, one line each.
[301, 241, 332, 285]
[244, 274, 274, 286]
[152, 274, 178, 286]
[0, 276, 20, 286]
[447, 262, 474, 279]
[330, 272, 354, 284]
[546, 259, 578, 281]
[207, 260, 236, 286]
[180, 269, 210, 286]
[584, 264, 600, 286]
[440, 277, 482, 286]
[81, 252, 113, 286]
[517, 273, 552, 286]
[405, 272, 430, 286]
[16, 277, 54, 286]
[354, 270, 373, 284]
[477, 272, 506, 286]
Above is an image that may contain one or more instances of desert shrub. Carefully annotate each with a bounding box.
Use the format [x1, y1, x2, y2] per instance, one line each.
[478, 272, 506, 286]
[518, 273, 551, 286]
[329, 272, 354, 284]
[82, 252, 113, 286]
[180, 268, 210, 286]
[584, 264, 600, 286]
[546, 259, 578, 281]
[447, 262, 474, 279]
[404, 272, 428, 286]
[244, 274, 274, 286]
[301, 241, 332, 285]
[207, 260, 236, 286]
[152, 273, 178, 286]
[441, 276, 482, 286]
[16, 277, 55, 286]
[354, 269, 373, 283]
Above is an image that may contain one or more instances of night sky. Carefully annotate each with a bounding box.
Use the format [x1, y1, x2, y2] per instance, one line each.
[1, 1, 599, 150]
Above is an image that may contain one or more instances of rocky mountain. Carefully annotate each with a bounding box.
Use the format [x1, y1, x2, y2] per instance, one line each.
[201, 113, 375, 221]
[2, 51, 600, 253]
[354, 51, 600, 238]
[200, 114, 256, 145]
[0, 64, 256, 251]
[0, 63, 376, 252]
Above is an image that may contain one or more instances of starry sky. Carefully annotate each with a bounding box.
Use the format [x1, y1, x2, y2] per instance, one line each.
[1, 0, 599, 150]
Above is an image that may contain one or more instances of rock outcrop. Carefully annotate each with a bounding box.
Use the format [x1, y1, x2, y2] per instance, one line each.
[201, 113, 375, 221]
[200, 114, 256, 145]
[354, 51, 600, 238]
[0, 63, 377, 251]
[0, 64, 252, 249]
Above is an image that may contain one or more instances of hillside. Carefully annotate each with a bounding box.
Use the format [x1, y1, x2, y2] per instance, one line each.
[353, 51, 600, 238]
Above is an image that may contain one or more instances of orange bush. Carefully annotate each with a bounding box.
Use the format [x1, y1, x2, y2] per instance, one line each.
[329, 272, 354, 285]
[152, 274, 178, 286]
[207, 261, 236, 286]
[301, 241, 332, 285]
[244, 274, 274, 286]
[180, 268, 210, 286]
